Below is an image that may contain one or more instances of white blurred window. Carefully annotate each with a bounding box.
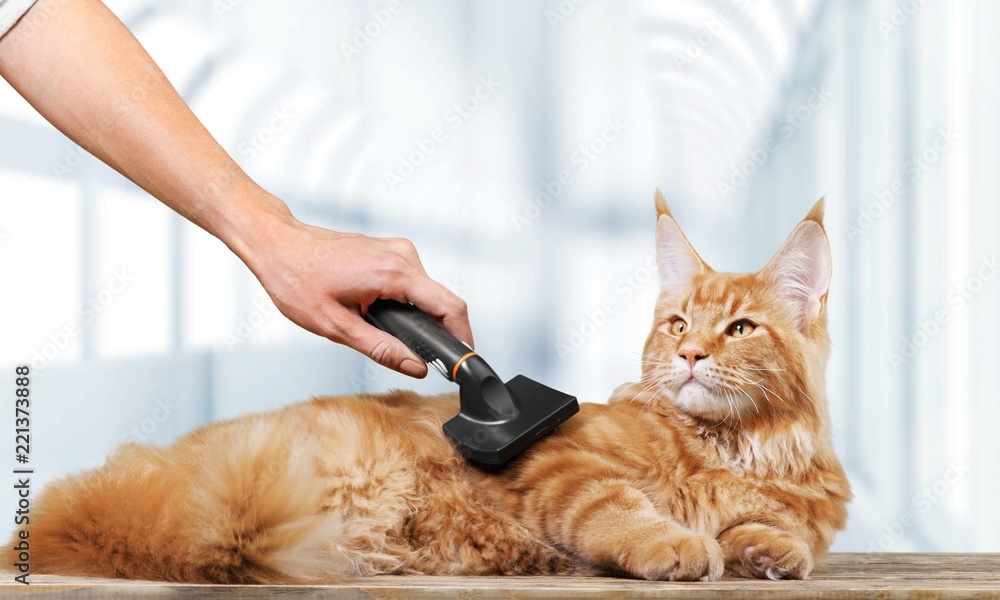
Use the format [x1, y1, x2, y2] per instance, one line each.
[0, 169, 82, 366]
[93, 188, 172, 358]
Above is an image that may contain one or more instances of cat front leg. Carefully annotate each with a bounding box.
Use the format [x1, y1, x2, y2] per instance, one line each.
[518, 454, 724, 581]
[608, 508, 726, 582]
[718, 522, 813, 579]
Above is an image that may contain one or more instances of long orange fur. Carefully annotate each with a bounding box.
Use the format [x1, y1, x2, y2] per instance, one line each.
[5, 192, 850, 582]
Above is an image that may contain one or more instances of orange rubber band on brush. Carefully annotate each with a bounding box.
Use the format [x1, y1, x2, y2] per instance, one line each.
[451, 352, 477, 381]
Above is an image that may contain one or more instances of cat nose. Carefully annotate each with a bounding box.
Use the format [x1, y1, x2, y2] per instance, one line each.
[678, 348, 707, 369]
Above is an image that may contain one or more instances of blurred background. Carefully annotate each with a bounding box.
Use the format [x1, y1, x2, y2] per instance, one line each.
[1, 0, 996, 552]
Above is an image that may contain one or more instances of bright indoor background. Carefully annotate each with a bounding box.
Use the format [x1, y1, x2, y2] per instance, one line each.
[1, 0, 996, 551]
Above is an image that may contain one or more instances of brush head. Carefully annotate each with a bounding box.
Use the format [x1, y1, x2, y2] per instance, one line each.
[363, 300, 579, 465]
[444, 373, 579, 465]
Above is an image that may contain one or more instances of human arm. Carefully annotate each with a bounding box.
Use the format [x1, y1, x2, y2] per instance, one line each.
[0, 0, 473, 376]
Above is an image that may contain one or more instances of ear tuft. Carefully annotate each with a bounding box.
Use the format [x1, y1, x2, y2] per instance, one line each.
[654, 188, 672, 217]
[655, 194, 707, 296]
[762, 220, 832, 332]
[804, 196, 826, 226]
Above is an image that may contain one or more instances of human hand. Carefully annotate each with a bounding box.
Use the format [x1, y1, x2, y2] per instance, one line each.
[0, 0, 470, 378]
[232, 202, 473, 378]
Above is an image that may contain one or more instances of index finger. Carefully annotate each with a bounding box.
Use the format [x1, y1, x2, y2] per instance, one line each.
[400, 275, 474, 349]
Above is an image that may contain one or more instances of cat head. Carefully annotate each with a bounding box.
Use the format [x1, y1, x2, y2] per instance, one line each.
[641, 190, 831, 429]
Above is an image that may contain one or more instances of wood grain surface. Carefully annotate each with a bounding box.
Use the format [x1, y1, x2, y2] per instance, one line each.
[1, 553, 998, 598]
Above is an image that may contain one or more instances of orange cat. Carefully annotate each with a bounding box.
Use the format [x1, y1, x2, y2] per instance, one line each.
[7, 192, 850, 583]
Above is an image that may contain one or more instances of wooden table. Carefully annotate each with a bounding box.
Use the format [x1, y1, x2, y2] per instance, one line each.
[2, 553, 998, 598]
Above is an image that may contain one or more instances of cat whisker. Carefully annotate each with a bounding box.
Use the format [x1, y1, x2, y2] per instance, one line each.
[729, 390, 744, 430]
[744, 380, 772, 403]
[731, 384, 759, 415]
[747, 379, 787, 405]
[639, 380, 669, 415]
[755, 380, 785, 403]
[791, 384, 819, 409]
[643, 387, 664, 414]
[707, 391, 732, 428]
[627, 372, 665, 391]
[724, 390, 741, 429]
[632, 370, 667, 390]
[634, 365, 670, 379]
[703, 370, 760, 417]
[626, 352, 674, 365]
[630, 387, 659, 408]
[627, 372, 671, 407]
[628, 351, 672, 360]
[622, 357, 669, 364]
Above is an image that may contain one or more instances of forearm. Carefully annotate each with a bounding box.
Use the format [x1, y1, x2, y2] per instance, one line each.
[0, 0, 288, 257]
[0, 0, 475, 370]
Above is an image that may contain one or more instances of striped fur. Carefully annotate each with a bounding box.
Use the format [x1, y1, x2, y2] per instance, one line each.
[5, 193, 849, 582]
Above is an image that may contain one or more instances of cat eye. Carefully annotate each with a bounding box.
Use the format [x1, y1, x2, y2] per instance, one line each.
[728, 320, 756, 338]
[668, 318, 687, 336]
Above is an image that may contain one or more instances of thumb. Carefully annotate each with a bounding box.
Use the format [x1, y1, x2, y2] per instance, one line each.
[339, 317, 428, 378]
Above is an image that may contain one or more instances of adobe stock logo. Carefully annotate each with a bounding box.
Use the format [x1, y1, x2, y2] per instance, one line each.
[865, 459, 969, 551]
[878, 0, 928, 37]
[887, 255, 999, 370]
[340, 0, 404, 62]
[121, 397, 179, 444]
[546, 0, 588, 30]
[383, 75, 500, 191]
[214, 0, 244, 21]
[844, 127, 958, 242]
[556, 252, 657, 361]
[673, 0, 752, 70]
[223, 299, 279, 351]
[239, 106, 295, 161]
[716, 85, 833, 200]
[511, 117, 627, 233]
[30, 269, 135, 371]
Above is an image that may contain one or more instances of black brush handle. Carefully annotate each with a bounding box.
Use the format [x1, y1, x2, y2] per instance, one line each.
[364, 299, 472, 381]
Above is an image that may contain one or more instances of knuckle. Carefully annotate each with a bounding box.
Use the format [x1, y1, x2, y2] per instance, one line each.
[381, 252, 412, 275]
[369, 337, 397, 367]
[391, 238, 419, 256]
[320, 318, 347, 345]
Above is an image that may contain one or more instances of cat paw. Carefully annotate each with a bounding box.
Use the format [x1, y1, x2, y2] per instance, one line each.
[728, 533, 813, 580]
[625, 532, 725, 581]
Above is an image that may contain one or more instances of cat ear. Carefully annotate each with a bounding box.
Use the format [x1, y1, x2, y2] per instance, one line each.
[655, 189, 708, 295]
[762, 197, 832, 331]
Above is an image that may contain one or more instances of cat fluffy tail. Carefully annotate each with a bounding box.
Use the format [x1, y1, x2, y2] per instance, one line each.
[5, 416, 348, 583]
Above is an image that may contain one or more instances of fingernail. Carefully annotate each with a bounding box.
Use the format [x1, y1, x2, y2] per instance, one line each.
[401, 358, 427, 378]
